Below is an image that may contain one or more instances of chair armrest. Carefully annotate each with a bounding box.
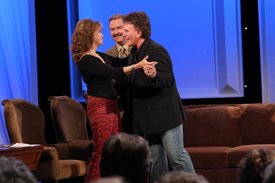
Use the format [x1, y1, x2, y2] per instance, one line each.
[67, 140, 93, 162]
[35, 146, 60, 180]
[48, 140, 93, 161]
[39, 146, 59, 161]
[48, 143, 71, 159]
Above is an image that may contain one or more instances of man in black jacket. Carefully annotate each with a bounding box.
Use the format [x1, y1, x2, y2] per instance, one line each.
[123, 11, 195, 183]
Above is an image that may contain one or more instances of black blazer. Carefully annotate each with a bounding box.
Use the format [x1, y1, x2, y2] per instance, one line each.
[128, 39, 185, 135]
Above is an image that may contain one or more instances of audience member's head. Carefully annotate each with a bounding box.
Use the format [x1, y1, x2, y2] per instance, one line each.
[158, 171, 209, 183]
[100, 133, 150, 183]
[88, 176, 129, 183]
[238, 148, 275, 183]
[0, 157, 37, 183]
[263, 160, 275, 183]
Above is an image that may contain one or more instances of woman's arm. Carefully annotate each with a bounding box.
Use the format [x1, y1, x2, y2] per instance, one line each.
[123, 55, 157, 75]
[78, 54, 156, 79]
[100, 53, 128, 67]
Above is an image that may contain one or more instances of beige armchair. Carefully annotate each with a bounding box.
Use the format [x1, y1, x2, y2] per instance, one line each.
[1, 99, 89, 183]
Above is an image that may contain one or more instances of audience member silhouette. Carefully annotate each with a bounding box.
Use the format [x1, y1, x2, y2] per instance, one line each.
[88, 176, 129, 183]
[158, 171, 209, 183]
[0, 157, 37, 183]
[100, 133, 151, 183]
[263, 160, 275, 183]
[238, 148, 275, 183]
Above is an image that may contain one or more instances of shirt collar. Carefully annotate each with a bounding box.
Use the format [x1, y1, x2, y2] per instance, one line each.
[116, 44, 129, 51]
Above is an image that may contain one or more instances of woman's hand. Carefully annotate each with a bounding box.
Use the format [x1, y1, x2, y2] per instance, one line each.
[129, 55, 157, 78]
[136, 55, 158, 78]
[135, 55, 157, 69]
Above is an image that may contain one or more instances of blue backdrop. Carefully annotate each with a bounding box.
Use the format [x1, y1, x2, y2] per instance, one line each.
[68, 0, 245, 101]
[0, 0, 37, 144]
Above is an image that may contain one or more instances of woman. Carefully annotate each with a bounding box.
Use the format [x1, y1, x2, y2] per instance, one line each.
[71, 18, 154, 182]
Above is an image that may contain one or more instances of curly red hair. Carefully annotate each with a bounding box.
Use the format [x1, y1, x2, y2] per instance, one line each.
[71, 18, 101, 62]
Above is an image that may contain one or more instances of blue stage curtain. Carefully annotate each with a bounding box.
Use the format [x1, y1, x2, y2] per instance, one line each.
[0, 0, 37, 144]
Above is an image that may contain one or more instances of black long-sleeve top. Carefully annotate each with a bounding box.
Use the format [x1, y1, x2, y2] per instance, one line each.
[77, 52, 127, 99]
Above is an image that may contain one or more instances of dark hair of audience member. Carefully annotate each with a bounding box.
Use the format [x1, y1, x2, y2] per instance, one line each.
[158, 171, 209, 183]
[0, 157, 37, 183]
[238, 148, 275, 183]
[100, 133, 150, 183]
[263, 160, 275, 183]
[88, 176, 129, 183]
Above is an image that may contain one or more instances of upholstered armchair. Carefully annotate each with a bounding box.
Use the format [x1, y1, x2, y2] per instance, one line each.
[1, 99, 88, 183]
[48, 95, 90, 141]
[48, 95, 92, 162]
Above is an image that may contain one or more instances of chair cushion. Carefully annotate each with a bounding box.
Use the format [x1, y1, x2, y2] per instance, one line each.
[58, 159, 87, 179]
[186, 146, 231, 169]
[35, 159, 87, 180]
[184, 106, 242, 147]
[240, 103, 275, 144]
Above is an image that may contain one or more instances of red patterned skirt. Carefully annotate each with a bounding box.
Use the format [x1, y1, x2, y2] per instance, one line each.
[84, 96, 121, 182]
